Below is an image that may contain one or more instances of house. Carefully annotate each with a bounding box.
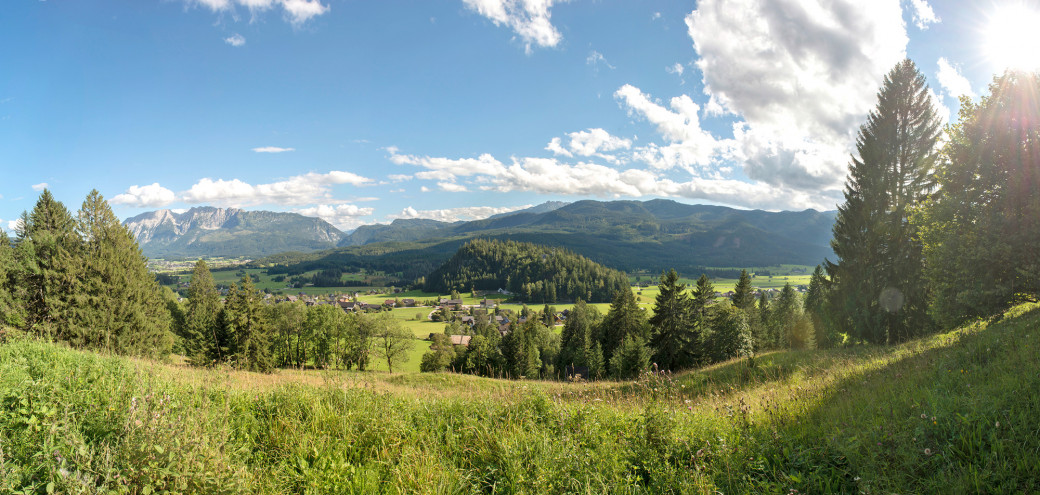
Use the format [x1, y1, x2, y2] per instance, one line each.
[339, 301, 359, 311]
[441, 299, 464, 310]
[479, 298, 498, 308]
[459, 315, 475, 326]
[449, 335, 472, 346]
[498, 323, 511, 337]
[401, 298, 417, 307]
[384, 299, 397, 307]
[285, 295, 298, 303]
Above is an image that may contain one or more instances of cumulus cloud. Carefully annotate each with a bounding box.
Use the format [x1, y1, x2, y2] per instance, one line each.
[463, 0, 562, 53]
[686, 0, 908, 191]
[546, 128, 632, 163]
[615, 85, 728, 171]
[252, 146, 294, 153]
[181, 170, 372, 206]
[111, 183, 177, 208]
[224, 33, 246, 46]
[391, 204, 532, 223]
[31, 182, 48, 191]
[909, 0, 940, 30]
[936, 57, 975, 99]
[295, 203, 375, 229]
[7, 219, 23, 232]
[666, 62, 685, 84]
[185, 0, 328, 26]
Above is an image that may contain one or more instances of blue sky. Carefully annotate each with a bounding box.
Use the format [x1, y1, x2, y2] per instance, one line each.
[1, 0, 1034, 232]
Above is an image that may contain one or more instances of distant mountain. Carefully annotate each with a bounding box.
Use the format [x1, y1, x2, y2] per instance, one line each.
[336, 201, 569, 247]
[124, 207, 346, 259]
[338, 218, 455, 247]
[253, 199, 838, 280]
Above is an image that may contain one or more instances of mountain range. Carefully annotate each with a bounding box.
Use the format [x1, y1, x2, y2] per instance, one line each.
[126, 200, 837, 272]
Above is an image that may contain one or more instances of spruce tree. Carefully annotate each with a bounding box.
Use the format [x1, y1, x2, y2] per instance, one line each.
[599, 288, 649, 363]
[804, 265, 832, 347]
[557, 299, 599, 372]
[184, 260, 223, 365]
[827, 59, 941, 344]
[75, 190, 172, 356]
[0, 231, 26, 329]
[648, 269, 693, 371]
[17, 190, 83, 341]
[688, 274, 716, 364]
[222, 277, 272, 372]
[731, 270, 755, 311]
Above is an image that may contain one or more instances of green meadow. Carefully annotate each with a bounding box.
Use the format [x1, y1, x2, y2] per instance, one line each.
[3, 303, 1037, 493]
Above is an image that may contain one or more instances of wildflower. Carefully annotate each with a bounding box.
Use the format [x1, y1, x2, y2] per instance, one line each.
[134, 420, 142, 427]
[995, 421, 1000, 428]
[924, 448, 932, 456]
[921, 413, 927, 419]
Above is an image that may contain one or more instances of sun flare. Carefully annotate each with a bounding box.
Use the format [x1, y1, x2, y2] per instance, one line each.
[984, 4, 1040, 71]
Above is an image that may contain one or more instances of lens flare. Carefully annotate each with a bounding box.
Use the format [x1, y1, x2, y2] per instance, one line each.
[984, 4, 1040, 71]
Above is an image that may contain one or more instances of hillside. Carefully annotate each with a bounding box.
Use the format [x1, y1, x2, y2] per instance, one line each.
[2, 304, 1036, 493]
[253, 199, 837, 278]
[124, 207, 347, 259]
[422, 238, 630, 303]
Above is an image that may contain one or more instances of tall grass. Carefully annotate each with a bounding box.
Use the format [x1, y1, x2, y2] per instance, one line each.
[2, 303, 1038, 493]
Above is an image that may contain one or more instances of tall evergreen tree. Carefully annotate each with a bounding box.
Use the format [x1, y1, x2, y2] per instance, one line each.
[827, 59, 942, 344]
[804, 265, 833, 347]
[184, 260, 223, 365]
[75, 190, 172, 356]
[598, 288, 649, 363]
[222, 277, 272, 372]
[557, 299, 600, 372]
[0, 231, 26, 329]
[688, 274, 716, 364]
[17, 190, 83, 341]
[648, 269, 693, 371]
[731, 270, 755, 311]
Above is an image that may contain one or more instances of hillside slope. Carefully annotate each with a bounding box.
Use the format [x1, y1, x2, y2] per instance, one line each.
[2, 304, 1037, 493]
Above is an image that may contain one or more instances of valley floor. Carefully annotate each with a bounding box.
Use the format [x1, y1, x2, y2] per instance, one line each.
[2, 304, 1038, 493]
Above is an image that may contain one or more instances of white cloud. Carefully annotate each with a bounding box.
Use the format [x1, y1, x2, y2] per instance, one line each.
[546, 128, 631, 163]
[31, 182, 48, 191]
[391, 204, 532, 223]
[185, 0, 328, 26]
[295, 203, 375, 229]
[438, 182, 469, 192]
[586, 50, 615, 70]
[224, 33, 246, 46]
[389, 149, 507, 178]
[181, 170, 372, 206]
[252, 146, 294, 153]
[686, 0, 908, 191]
[615, 85, 727, 171]
[936, 57, 974, 99]
[388, 174, 412, 182]
[909, 0, 940, 30]
[8, 219, 23, 232]
[111, 183, 177, 208]
[666, 62, 684, 77]
[420, 186, 431, 192]
[463, 0, 562, 53]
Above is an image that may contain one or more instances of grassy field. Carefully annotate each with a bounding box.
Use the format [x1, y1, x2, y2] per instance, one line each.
[2, 303, 1038, 493]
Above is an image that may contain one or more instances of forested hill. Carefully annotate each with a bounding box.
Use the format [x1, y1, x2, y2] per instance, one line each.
[252, 199, 837, 278]
[423, 239, 630, 303]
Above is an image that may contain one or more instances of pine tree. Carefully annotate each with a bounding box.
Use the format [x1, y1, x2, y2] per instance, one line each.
[609, 334, 651, 379]
[222, 277, 273, 372]
[184, 260, 222, 365]
[599, 288, 649, 363]
[731, 270, 755, 311]
[804, 265, 833, 347]
[75, 190, 172, 356]
[557, 299, 599, 372]
[648, 269, 694, 371]
[0, 231, 26, 328]
[17, 190, 83, 341]
[828, 59, 941, 344]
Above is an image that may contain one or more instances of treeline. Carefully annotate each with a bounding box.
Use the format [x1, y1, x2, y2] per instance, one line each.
[179, 260, 415, 372]
[0, 190, 173, 357]
[819, 62, 1040, 344]
[422, 239, 630, 303]
[422, 268, 822, 380]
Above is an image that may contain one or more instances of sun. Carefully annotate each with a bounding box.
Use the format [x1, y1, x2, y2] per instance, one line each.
[984, 4, 1040, 71]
